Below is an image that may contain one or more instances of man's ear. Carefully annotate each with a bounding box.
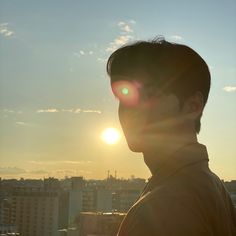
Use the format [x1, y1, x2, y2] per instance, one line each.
[181, 92, 204, 119]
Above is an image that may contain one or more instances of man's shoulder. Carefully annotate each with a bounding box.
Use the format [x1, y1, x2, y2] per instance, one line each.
[118, 185, 209, 236]
[118, 173, 221, 236]
[118, 165, 236, 236]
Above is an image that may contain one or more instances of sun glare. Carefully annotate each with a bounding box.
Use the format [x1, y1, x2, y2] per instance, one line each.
[101, 127, 121, 145]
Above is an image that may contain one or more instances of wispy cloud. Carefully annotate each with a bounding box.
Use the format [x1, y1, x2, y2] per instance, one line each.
[170, 35, 184, 41]
[30, 169, 49, 175]
[0, 166, 26, 175]
[0, 166, 93, 178]
[223, 86, 236, 92]
[61, 109, 74, 112]
[74, 108, 81, 113]
[73, 50, 94, 58]
[0, 166, 49, 176]
[1, 110, 23, 120]
[83, 109, 102, 114]
[118, 21, 133, 33]
[3, 109, 14, 113]
[97, 57, 107, 63]
[15, 121, 28, 126]
[0, 23, 14, 37]
[2, 109, 22, 114]
[36, 108, 101, 114]
[37, 109, 59, 113]
[106, 20, 136, 52]
[54, 169, 92, 177]
[106, 35, 133, 52]
[129, 20, 136, 24]
[28, 160, 93, 165]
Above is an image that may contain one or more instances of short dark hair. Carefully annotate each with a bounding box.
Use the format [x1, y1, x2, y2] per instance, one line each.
[106, 37, 211, 133]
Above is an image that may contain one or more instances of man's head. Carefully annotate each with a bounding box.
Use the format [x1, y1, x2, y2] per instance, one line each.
[106, 38, 211, 152]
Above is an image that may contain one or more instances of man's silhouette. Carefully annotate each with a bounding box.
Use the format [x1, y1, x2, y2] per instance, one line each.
[106, 38, 236, 235]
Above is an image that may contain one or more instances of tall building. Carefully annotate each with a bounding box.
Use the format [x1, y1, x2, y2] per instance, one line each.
[68, 177, 84, 226]
[11, 179, 60, 236]
[78, 212, 125, 236]
[0, 199, 12, 226]
[0, 190, 18, 235]
[58, 191, 69, 229]
[1, 176, 147, 235]
[112, 189, 140, 212]
[224, 180, 236, 207]
[82, 188, 96, 212]
[96, 187, 112, 212]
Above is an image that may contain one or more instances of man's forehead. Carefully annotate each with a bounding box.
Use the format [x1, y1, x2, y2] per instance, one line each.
[111, 73, 155, 85]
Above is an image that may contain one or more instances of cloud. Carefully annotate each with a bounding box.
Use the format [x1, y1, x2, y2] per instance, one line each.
[3, 109, 15, 113]
[15, 121, 28, 126]
[28, 160, 93, 165]
[115, 35, 133, 45]
[73, 50, 94, 59]
[106, 20, 135, 53]
[106, 35, 133, 52]
[0, 167, 26, 175]
[61, 109, 74, 112]
[0, 166, 50, 177]
[2, 109, 23, 114]
[77, 170, 92, 174]
[0, 23, 14, 37]
[53, 169, 92, 177]
[74, 108, 81, 113]
[118, 21, 125, 27]
[223, 86, 236, 92]
[30, 169, 49, 175]
[1, 109, 23, 117]
[119, 24, 133, 33]
[118, 21, 133, 33]
[170, 35, 183, 41]
[97, 57, 107, 63]
[129, 20, 136, 24]
[36, 108, 101, 114]
[37, 109, 59, 113]
[83, 109, 102, 114]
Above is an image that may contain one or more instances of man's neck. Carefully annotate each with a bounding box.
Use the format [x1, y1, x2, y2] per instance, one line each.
[143, 133, 198, 175]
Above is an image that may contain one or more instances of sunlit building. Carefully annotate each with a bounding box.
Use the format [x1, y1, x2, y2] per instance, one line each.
[96, 187, 112, 212]
[82, 188, 96, 212]
[11, 181, 60, 236]
[224, 180, 236, 208]
[112, 189, 140, 212]
[68, 177, 84, 226]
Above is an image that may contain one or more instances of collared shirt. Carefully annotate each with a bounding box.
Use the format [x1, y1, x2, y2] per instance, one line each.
[117, 143, 236, 236]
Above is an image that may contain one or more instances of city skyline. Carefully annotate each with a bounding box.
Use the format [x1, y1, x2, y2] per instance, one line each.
[0, 0, 236, 181]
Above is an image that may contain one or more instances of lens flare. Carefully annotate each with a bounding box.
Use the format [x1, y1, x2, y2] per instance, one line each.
[112, 80, 140, 106]
[121, 87, 129, 95]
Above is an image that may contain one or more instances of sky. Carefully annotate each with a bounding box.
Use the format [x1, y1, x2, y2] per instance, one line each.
[0, 0, 235, 180]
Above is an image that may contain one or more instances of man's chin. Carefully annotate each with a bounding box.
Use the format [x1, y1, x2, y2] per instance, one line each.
[126, 138, 143, 153]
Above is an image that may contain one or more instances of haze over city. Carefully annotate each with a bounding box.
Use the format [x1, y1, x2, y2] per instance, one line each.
[0, 0, 236, 181]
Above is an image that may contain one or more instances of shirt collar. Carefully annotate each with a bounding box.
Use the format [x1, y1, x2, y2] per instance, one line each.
[142, 142, 209, 196]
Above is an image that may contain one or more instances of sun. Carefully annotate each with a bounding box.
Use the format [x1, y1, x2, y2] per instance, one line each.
[101, 127, 121, 145]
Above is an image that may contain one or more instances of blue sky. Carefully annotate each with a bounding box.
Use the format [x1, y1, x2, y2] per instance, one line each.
[0, 0, 235, 180]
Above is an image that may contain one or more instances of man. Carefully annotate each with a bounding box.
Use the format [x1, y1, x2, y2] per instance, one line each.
[106, 38, 236, 235]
